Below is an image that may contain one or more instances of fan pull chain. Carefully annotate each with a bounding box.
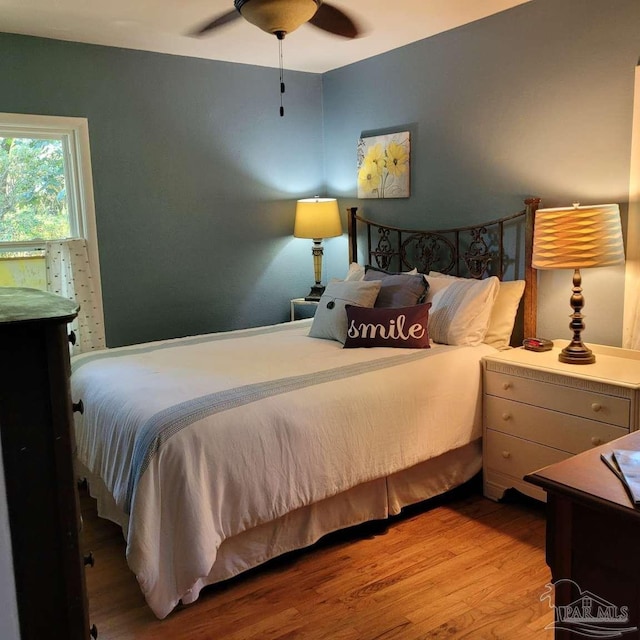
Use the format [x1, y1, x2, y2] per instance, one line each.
[278, 36, 285, 117]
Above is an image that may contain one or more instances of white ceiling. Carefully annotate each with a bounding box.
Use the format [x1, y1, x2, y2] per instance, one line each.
[0, 0, 531, 73]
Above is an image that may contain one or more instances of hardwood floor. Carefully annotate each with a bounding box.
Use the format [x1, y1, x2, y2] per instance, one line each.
[81, 480, 554, 639]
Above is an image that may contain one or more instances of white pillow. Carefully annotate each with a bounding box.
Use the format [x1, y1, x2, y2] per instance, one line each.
[309, 279, 382, 344]
[345, 262, 366, 281]
[428, 271, 524, 349]
[483, 280, 525, 350]
[425, 273, 455, 303]
[427, 273, 500, 346]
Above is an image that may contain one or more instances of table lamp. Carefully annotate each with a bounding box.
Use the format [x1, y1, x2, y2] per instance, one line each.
[294, 197, 342, 300]
[532, 203, 625, 364]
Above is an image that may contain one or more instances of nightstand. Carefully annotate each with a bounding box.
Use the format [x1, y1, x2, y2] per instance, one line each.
[290, 297, 319, 321]
[482, 342, 640, 502]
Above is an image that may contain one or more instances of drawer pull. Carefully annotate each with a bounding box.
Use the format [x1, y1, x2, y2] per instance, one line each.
[591, 402, 602, 413]
[502, 382, 512, 391]
[591, 437, 603, 446]
[501, 450, 511, 459]
[501, 412, 511, 421]
[84, 552, 95, 567]
[68, 330, 77, 345]
[72, 400, 84, 415]
[90, 624, 98, 639]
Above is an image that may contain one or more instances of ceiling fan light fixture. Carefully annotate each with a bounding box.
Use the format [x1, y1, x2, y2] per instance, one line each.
[234, 0, 320, 36]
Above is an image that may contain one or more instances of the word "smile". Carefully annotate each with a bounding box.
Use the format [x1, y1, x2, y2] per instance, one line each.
[347, 315, 426, 341]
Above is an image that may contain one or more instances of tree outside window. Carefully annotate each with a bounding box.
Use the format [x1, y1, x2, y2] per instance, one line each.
[0, 136, 71, 243]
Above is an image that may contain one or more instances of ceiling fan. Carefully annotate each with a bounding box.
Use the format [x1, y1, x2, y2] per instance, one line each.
[191, 0, 361, 40]
[190, 1, 361, 117]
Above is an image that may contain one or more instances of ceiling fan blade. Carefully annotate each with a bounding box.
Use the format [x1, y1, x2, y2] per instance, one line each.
[308, 3, 360, 39]
[190, 9, 240, 36]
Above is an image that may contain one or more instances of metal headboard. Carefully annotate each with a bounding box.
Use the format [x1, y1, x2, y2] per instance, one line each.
[347, 197, 540, 340]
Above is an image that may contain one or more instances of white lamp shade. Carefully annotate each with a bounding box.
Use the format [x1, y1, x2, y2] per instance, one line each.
[532, 203, 625, 270]
[294, 198, 342, 239]
[238, 0, 318, 35]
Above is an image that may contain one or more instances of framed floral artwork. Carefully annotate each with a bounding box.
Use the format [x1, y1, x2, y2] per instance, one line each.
[357, 131, 410, 199]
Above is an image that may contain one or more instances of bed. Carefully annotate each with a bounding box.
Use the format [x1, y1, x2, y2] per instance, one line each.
[71, 198, 540, 619]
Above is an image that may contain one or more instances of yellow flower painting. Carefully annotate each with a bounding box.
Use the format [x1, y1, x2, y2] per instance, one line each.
[357, 131, 410, 198]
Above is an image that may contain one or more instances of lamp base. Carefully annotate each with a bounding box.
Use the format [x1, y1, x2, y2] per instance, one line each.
[558, 342, 595, 365]
[558, 268, 596, 365]
[304, 284, 325, 301]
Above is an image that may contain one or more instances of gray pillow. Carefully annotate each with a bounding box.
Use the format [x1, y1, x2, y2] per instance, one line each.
[309, 279, 382, 343]
[363, 269, 428, 308]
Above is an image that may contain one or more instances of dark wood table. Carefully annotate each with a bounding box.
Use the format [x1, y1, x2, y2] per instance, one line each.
[526, 430, 640, 640]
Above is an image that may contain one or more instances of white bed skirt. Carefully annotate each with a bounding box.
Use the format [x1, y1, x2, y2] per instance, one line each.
[79, 438, 481, 609]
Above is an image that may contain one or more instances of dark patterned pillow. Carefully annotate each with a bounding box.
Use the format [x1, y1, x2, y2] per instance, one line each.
[343, 303, 431, 349]
[364, 265, 413, 276]
[364, 267, 428, 308]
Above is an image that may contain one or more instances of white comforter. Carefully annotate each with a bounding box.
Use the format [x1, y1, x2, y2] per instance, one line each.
[71, 319, 494, 618]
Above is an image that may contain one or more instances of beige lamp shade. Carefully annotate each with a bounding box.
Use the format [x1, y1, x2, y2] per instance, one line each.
[532, 203, 624, 365]
[294, 198, 342, 239]
[532, 203, 625, 270]
[238, 0, 318, 35]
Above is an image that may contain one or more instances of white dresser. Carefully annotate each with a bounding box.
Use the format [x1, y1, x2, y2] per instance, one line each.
[482, 342, 640, 502]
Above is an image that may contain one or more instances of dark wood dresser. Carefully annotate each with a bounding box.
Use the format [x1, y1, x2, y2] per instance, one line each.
[0, 287, 93, 640]
[526, 430, 640, 640]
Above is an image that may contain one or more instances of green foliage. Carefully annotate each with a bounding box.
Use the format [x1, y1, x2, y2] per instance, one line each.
[0, 137, 70, 242]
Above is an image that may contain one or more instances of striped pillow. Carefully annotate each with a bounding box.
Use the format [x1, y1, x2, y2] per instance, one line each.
[429, 276, 500, 346]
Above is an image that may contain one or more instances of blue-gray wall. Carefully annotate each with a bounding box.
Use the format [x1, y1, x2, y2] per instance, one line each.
[323, 0, 640, 346]
[0, 33, 325, 346]
[1, 0, 640, 347]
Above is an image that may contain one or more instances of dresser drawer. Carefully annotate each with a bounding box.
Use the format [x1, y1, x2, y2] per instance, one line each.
[484, 371, 631, 428]
[485, 396, 628, 454]
[484, 429, 571, 480]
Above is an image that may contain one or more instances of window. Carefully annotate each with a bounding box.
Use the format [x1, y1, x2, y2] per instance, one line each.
[0, 113, 105, 352]
[0, 136, 70, 244]
[0, 113, 102, 295]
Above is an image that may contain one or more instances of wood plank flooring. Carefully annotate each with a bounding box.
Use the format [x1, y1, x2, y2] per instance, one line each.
[81, 480, 554, 639]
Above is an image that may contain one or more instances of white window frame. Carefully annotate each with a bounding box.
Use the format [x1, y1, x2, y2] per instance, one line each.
[0, 112, 103, 310]
[623, 67, 640, 348]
